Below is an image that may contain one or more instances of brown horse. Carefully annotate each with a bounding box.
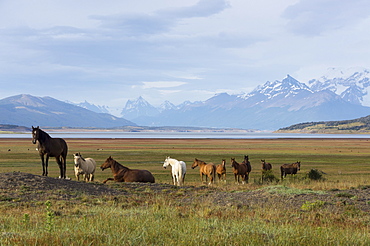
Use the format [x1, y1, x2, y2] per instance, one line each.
[216, 159, 226, 182]
[32, 126, 68, 179]
[191, 158, 216, 185]
[231, 156, 251, 184]
[261, 159, 272, 171]
[242, 155, 252, 183]
[280, 161, 301, 179]
[100, 156, 155, 183]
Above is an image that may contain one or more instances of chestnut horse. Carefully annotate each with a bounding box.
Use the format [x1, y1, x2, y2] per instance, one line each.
[216, 159, 226, 182]
[191, 158, 216, 185]
[231, 156, 251, 184]
[280, 161, 301, 179]
[261, 159, 272, 171]
[100, 156, 155, 183]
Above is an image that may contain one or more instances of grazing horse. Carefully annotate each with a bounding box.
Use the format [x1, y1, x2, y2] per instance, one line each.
[32, 126, 68, 179]
[261, 159, 272, 171]
[231, 157, 250, 184]
[73, 152, 96, 182]
[280, 161, 301, 179]
[163, 156, 187, 186]
[191, 158, 216, 185]
[100, 156, 155, 183]
[216, 159, 226, 182]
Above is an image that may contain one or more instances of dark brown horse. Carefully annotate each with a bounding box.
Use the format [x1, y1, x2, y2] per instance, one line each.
[242, 155, 252, 183]
[261, 159, 272, 171]
[32, 126, 68, 178]
[231, 157, 250, 184]
[280, 161, 301, 179]
[100, 156, 155, 183]
[216, 159, 226, 182]
[191, 158, 216, 185]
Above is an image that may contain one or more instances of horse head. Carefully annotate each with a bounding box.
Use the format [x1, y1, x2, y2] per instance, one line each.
[163, 156, 171, 169]
[230, 158, 237, 167]
[191, 158, 200, 169]
[101, 156, 114, 171]
[31, 126, 40, 144]
[73, 152, 85, 167]
[295, 161, 301, 171]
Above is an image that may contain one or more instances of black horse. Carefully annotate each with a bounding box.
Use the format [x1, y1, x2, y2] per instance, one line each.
[32, 126, 68, 178]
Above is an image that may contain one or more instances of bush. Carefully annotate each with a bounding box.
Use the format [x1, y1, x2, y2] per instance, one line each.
[261, 170, 279, 183]
[306, 169, 325, 181]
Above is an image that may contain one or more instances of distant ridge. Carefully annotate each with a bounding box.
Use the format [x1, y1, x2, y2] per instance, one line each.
[275, 115, 370, 134]
[0, 94, 135, 128]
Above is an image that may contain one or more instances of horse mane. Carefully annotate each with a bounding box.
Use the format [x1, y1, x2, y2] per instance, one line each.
[111, 158, 130, 172]
[74, 153, 85, 162]
[196, 158, 206, 164]
[37, 128, 51, 142]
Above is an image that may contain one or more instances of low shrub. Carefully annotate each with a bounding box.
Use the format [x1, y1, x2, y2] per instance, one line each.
[261, 170, 279, 183]
[306, 169, 325, 181]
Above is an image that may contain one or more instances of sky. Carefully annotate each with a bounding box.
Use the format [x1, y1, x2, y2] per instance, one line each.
[1, 0, 370, 113]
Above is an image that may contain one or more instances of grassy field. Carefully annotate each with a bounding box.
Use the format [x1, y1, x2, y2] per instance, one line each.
[0, 137, 370, 245]
[2, 138, 369, 187]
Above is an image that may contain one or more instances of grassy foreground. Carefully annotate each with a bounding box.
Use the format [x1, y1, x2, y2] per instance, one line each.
[0, 137, 369, 245]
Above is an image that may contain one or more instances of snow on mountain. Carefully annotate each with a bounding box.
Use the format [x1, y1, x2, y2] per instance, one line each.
[75, 100, 110, 114]
[115, 68, 370, 130]
[238, 75, 313, 109]
[121, 96, 160, 120]
[308, 67, 370, 106]
[158, 100, 177, 112]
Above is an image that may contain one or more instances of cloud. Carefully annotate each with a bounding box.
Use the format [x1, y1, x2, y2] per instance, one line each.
[141, 81, 187, 89]
[92, 0, 230, 36]
[283, 0, 370, 36]
[159, 0, 230, 18]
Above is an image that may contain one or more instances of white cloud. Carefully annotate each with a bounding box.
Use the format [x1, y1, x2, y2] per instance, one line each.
[283, 0, 370, 36]
[141, 81, 187, 89]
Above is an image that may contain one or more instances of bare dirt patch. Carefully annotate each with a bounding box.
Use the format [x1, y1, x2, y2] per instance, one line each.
[0, 172, 369, 213]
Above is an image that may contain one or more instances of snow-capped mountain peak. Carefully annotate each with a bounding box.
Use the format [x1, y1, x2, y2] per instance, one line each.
[308, 67, 370, 105]
[158, 100, 177, 112]
[121, 96, 160, 119]
[241, 74, 312, 101]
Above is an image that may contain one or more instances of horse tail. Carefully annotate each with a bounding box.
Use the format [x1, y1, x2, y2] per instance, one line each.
[179, 161, 186, 185]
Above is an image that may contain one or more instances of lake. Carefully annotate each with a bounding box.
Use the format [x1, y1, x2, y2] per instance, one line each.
[3, 131, 370, 139]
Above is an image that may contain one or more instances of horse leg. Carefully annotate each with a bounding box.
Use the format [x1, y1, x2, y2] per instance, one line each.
[40, 154, 46, 176]
[61, 155, 67, 179]
[181, 173, 186, 186]
[45, 155, 49, 176]
[55, 156, 64, 179]
[103, 178, 114, 184]
[63, 156, 67, 179]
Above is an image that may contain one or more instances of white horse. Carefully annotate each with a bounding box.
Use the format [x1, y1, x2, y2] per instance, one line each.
[73, 152, 96, 182]
[163, 156, 186, 186]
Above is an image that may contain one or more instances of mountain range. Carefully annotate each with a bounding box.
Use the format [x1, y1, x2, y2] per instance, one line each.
[119, 68, 370, 130]
[2, 67, 370, 130]
[0, 94, 134, 128]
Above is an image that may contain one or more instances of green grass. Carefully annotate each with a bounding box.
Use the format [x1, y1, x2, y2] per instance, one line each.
[0, 138, 370, 245]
